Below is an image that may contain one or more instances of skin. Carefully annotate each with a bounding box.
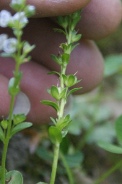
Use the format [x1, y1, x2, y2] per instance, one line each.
[0, 0, 121, 124]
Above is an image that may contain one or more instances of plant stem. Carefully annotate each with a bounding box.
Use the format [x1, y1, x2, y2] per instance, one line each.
[50, 64, 68, 184]
[48, 12, 81, 184]
[50, 142, 60, 184]
[1, 58, 20, 184]
[60, 151, 74, 184]
[1, 95, 15, 184]
[93, 160, 122, 184]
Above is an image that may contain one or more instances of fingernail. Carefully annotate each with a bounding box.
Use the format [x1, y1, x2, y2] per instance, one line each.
[13, 91, 31, 116]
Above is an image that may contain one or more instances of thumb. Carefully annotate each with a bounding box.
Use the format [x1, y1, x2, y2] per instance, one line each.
[0, 0, 90, 17]
[32, 0, 90, 17]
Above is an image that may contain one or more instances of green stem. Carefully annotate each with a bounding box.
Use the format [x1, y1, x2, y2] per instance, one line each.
[57, 66, 66, 119]
[1, 95, 15, 184]
[50, 142, 60, 184]
[50, 65, 67, 184]
[60, 152, 74, 184]
[93, 160, 122, 184]
[1, 54, 21, 184]
[49, 12, 81, 184]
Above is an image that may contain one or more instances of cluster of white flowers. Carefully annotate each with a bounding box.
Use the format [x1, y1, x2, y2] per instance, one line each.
[0, 10, 12, 27]
[0, 0, 35, 28]
[0, 34, 17, 54]
[12, 12, 28, 26]
[0, 10, 29, 28]
[0, 0, 35, 54]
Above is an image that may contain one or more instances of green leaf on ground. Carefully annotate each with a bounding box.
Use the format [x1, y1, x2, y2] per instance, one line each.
[98, 141, 122, 154]
[5, 170, 23, 184]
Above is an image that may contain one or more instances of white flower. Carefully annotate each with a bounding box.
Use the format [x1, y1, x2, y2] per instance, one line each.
[0, 34, 8, 50]
[0, 10, 12, 27]
[27, 5, 35, 12]
[25, 5, 35, 17]
[12, 12, 28, 25]
[3, 38, 17, 54]
[11, 0, 23, 5]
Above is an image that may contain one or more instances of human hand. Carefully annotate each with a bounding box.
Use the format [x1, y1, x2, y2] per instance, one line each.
[0, 0, 121, 124]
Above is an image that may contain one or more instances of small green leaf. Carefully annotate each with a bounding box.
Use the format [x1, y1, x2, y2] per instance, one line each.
[71, 12, 81, 30]
[49, 126, 62, 144]
[51, 54, 61, 65]
[8, 77, 20, 96]
[50, 86, 60, 100]
[10, 122, 32, 137]
[23, 42, 35, 55]
[115, 115, 122, 145]
[57, 114, 71, 131]
[50, 117, 56, 125]
[70, 43, 79, 52]
[98, 141, 122, 154]
[1, 120, 8, 129]
[48, 71, 60, 76]
[60, 88, 67, 99]
[41, 100, 59, 111]
[63, 74, 81, 87]
[13, 114, 26, 125]
[53, 28, 66, 35]
[5, 170, 23, 184]
[56, 16, 69, 29]
[62, 130, 68, 138]
[68, 87, 82, 96]
[71, 33, 81, 43]
[60, 43, 70, 51]
[0, 127, 5, 142]
[67, 75, 76, 86]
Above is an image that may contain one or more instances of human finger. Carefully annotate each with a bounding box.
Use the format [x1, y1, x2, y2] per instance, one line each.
[22, 18, 104, 93]
[0, 45, 103, 124]
[79, 0, 122, 39]
[0, 0, 90, 17]
[0, 58, 58, 124]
